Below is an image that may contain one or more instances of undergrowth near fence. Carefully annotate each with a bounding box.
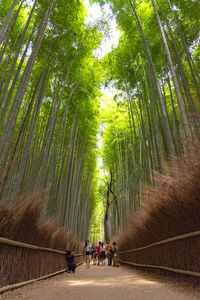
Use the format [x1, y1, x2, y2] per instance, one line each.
[0, 191, 82, 287]
[118, 142, 200, 282]
[0, 192, 81, 251]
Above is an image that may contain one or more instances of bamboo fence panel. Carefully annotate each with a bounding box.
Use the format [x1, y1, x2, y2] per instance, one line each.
[0, 237, 82, 256]
[0, 237, 84, 290]
[0, 259, 84, 294]
[119, 230, 200, 277]
[119, 230, 200, 254]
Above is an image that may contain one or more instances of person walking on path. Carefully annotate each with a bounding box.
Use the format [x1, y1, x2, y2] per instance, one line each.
[66, 250, 76, 273]
[91, 243, 95, 262]
[84, 240, 91, 268]
[106, 241, 113, 266]
[100, 242, 106, 266]
[97, 242, 101, 265]
[92, 244, 97, 265]
[112, 242, 119, 267]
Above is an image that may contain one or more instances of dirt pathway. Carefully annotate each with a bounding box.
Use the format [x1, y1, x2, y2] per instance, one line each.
[1, 263, 200, 300]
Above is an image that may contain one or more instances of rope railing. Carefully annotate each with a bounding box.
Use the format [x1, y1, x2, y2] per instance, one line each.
[119, 229, 200, 254]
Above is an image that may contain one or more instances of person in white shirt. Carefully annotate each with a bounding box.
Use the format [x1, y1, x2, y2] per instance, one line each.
[84, 240, 91, 268]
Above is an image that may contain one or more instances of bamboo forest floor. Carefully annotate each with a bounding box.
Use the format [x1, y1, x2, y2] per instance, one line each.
[1, 263, 200, 300]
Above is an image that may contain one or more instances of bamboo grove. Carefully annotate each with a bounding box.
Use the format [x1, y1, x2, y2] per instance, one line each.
[93, 0, 200, 241]
[0, 0, 105, 241]
[0, 0, 200, 245]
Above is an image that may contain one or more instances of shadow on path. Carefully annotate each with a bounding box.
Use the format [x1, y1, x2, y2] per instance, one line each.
[1, 264, 199, 300]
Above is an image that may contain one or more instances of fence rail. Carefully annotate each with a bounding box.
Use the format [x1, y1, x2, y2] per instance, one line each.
[0, 237, 82, 256]
[0, 236, 84, 293]
[118, 259, 200, 277]
[119, 229, 200, 279]
[119, 229, 200, 254]
[0, 258, 85, 295]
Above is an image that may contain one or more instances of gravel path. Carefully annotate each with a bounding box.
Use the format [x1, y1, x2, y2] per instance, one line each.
[1, 263, 200, 300]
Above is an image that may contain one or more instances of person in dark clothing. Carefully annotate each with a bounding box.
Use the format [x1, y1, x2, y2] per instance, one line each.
[97, 242, 101, 265]
[66, 250, 76, 273]
[100, 242, 106, 266]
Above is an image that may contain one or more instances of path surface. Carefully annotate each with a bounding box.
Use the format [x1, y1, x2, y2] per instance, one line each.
[1, 263, 200, 300]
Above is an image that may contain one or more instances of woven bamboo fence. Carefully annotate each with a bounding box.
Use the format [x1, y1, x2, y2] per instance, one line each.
[119, 230, 200, 279]
[0, 237, 84, 291]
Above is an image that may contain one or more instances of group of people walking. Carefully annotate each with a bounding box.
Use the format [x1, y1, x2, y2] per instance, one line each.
[84, 240, 119, 268]
[65, 240, 119, 273]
